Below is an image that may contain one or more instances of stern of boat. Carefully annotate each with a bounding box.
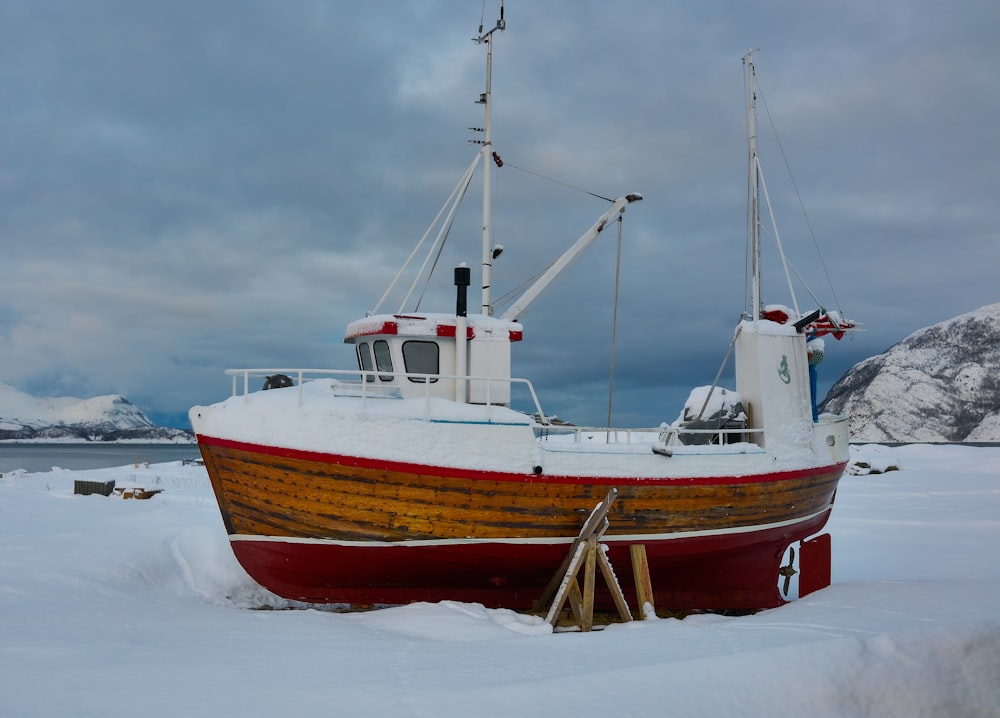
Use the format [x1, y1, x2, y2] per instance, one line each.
[813, 413, 850, 466]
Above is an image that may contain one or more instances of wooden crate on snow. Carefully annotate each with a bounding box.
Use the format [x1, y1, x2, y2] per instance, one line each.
[73, 480, 116, 497]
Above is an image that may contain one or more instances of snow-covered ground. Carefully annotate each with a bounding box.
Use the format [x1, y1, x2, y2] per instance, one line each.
[1, 445, 998, 717]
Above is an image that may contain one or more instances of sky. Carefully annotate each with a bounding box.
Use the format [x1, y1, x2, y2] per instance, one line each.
[1, 1, 998, 429]
[1, 445, 999, 716]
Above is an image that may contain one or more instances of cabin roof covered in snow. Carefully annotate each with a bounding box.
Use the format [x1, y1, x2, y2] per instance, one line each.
[345, 313, 523, 342]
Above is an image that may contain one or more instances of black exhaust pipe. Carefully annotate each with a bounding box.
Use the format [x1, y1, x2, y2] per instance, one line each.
[454, 265, 471, 317]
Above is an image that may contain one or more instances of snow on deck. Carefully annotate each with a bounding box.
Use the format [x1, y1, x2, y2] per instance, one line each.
[191, 379, 818, 478]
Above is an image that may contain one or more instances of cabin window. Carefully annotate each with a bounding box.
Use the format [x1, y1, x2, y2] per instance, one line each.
[402, 340, 439, 383]
[356, 342, 375, 383]
[373, 339, 394, 381]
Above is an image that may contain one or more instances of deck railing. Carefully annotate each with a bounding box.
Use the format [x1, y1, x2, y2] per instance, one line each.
[224, 367, 548, 423]
[223, 368, 762, 448]
[534, 424, 763, 447]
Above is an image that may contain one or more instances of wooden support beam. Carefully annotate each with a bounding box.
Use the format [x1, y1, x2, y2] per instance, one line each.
[597, 546, 633, 622]
[581, 536, 598, 632]
[544, 541, 590, 625]
[541, 489, 634, 630]
[630, 544, 655, 619]
[567, 579, 585, 626]
[534, 488, 618, 612]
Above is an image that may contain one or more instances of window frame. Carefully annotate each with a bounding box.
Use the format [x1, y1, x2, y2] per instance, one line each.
[402, 340, 440, 383]
[373, 339, 394, 382]
[356, 342, 375, 382]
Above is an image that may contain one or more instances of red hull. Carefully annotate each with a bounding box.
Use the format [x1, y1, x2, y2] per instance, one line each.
[229, 509, 832, 610]
[196, 433, 844, 611]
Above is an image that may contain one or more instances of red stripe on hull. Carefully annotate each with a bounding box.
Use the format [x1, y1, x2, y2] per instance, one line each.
[230, 509, 831, 611]
[198, 434, 838, 487]
[197, 433, 845, 610]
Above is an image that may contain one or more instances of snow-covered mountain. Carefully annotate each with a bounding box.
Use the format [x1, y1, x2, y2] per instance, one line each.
[821, 303, 1000, 442]
[0, 383, 192, 442]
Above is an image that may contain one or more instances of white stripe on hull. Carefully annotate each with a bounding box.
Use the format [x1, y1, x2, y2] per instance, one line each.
[229, 505, 831, 548]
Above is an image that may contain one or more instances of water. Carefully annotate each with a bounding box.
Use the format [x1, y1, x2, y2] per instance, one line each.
[0, 444, 202, 474]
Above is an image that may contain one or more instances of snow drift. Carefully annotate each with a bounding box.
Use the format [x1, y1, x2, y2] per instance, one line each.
[1, 444, 998, 717]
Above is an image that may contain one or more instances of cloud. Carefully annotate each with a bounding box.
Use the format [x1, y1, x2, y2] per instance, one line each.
[1, 1, 997, 428]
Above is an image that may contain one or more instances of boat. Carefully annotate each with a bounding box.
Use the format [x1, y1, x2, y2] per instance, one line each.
[190, 10, 856, 613]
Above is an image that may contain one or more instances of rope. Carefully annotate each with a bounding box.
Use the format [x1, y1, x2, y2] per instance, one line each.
[696, 323, 743, 422]
[493, 267, 547, 313]
[501, 160, 615, 203]
[488, 156, 616, 316]
[374, 153, 480, 315]
[414, 225, 450, 312]
[755, 78, 845, 316]
[403, 156, 479, 311]
[758, 223, 826, 309]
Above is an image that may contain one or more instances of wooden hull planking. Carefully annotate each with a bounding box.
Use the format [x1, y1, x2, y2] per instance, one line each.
[197, 435, 844, 610]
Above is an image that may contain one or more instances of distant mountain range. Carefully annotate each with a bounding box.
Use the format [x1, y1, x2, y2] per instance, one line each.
[821, 303, 1000, 442]
[5, 303, 998, 444]
[0, 383, 193, 443]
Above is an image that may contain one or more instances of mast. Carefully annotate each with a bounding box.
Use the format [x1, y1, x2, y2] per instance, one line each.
[744, 50, 761, 324]
[474, 4, 505, 316]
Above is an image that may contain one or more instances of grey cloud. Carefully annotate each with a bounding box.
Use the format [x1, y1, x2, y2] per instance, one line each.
[1, 1, 997, 428]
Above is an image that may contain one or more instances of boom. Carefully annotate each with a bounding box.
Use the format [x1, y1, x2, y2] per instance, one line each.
[499, 193, 642, 322]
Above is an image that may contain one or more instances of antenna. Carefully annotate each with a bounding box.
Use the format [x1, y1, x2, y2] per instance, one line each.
[474, 1, 505, 43]
[474, 4, 506, 315]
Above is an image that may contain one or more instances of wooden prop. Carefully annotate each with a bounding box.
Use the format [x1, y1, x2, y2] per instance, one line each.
[629, 543, 655, 619]
[541, 488, 633, 630]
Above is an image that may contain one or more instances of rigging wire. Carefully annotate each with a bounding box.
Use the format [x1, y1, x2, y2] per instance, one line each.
[488, 157, 617, 316]
[400, 155, 480, 312]
[754, 78, 845, 316]
[413, 223, 451, 312]
[373, 153, 480, 315]
[386, 149, 617, 317]
[755, 152, 801, 317]
[413, 165, 477, 310]
[501, 160, 615, 203]
[695, 324, 743, 422]
[757, 223, 826, 309]
[492, 264, 550, 316]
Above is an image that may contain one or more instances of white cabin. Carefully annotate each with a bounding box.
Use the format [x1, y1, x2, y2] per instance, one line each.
[344, 312, 522, 406]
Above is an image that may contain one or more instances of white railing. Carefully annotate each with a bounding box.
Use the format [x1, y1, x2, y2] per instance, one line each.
[534, 424, 763, 446]
[222, 368, 764, 447]
[533, 426, 662, 446]
[224, 367, 548, 423]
